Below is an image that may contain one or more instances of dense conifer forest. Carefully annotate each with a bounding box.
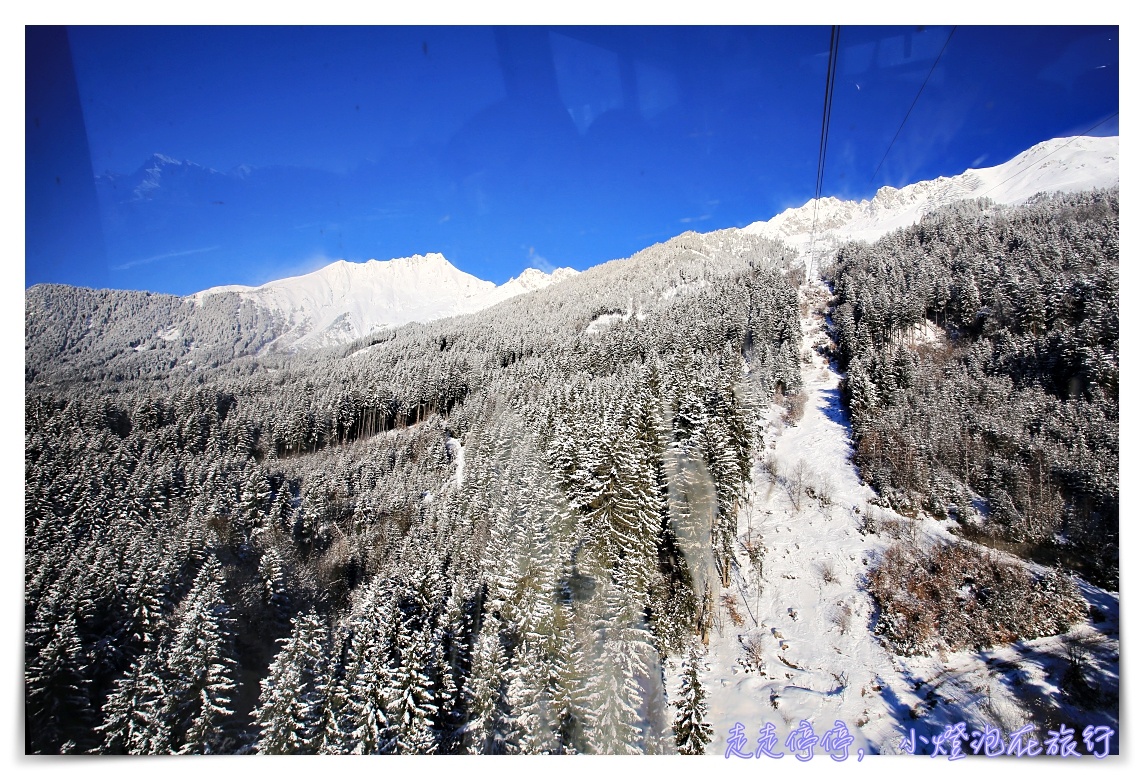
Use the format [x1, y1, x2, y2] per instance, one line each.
[24, 189, 1118, 754]
[25, 230, 802, 753]
[826, 189, 1118, 587]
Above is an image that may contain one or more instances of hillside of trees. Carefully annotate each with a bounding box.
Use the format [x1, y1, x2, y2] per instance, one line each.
[25, 230, 803, 754]
[25, 285, 289, 384]
[26, 186, 1120, 754]
[826, 189, 1118, 587]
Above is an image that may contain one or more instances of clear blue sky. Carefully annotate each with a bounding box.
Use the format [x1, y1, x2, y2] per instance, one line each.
[26, 25, 1119, 295]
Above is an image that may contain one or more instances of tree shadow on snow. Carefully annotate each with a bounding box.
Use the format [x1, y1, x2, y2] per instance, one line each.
[815, 387, 852, 431]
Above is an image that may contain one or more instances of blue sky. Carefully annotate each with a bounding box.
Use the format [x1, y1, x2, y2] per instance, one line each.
[26, 25, 1119, 295]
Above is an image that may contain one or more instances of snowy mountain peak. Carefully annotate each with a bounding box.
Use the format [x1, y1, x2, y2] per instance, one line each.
[515, 267, 553, 286]
[192, 254, 578, 351]
[504, 266, 580, 293]
[147, 152, 183, 167]
[140, 153, 216, 176]
[382, 252, 449, 266]
[112, 153, 223, 201]
[741, 135, 1118, 262]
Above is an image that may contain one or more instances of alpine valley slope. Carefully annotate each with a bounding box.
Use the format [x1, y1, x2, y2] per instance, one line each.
[194, 254, 579, 351]
[208, 133, 1117, 349]
[688, 135, 1119, 756]
[24, 134, 1119, 754]
[194, 134, 1116, 354]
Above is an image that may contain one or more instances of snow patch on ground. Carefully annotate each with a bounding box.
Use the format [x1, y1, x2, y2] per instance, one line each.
[900, 319, 944, 348]
[446, 436, 465, 488]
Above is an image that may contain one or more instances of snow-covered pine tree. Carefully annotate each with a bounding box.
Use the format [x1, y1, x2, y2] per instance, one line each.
[339, 578, 399, 754]
[671, 645, 712, 754]
[465, 626, 512, 754]
[25, 613, 94, 753]
[434, 579, 475, 754]
[98, 646, 172, 754]
[164, 556, 240, 753]
[387, 616, 440, 754]
[548, 600, 591, 754]
[253, 610, 329, 754]
[584, 574, 660, 754]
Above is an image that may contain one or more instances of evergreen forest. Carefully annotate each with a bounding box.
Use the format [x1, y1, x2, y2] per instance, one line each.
[24, 189, 1118, 754]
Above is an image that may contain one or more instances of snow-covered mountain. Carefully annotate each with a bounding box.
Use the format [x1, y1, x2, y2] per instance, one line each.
[740, 135, 1119, 270]
[97, 152, 222, 203]
[26, 133, 1119, 754]
[193, 253, 579, 350]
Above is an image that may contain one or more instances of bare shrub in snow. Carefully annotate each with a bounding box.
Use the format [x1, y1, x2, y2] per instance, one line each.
[815, 476, 835, 507]
[860, 507, 918, 542]
[819, 559, 838, 585]
[721, 592, 745, 627]
[761, 454, 778, 479]
[859, 507, 881, 536]
[829, 602, 852, 634]
[740, 633, 766, 674]
[781, 391, 808, 426]
[1062, 641, 1101, 708]
[742, 537, 765, 582]
[784, 458, 813, 511]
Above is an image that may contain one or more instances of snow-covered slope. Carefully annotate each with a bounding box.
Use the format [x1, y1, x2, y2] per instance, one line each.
[740, 135, 1119, 271]
[692, 281, 1120, 757]
[193, 254, 578, 350]
[688, 136, 1120, 755]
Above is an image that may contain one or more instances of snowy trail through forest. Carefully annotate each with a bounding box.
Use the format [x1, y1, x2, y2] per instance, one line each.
[694, 278, 1121, 758]
[698, 279, 909, 756]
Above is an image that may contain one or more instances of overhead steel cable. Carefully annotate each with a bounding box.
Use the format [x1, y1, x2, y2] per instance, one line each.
[869, 26, 957, 184]
[815, 26, 840, 203]
[809, 25, 841, 280]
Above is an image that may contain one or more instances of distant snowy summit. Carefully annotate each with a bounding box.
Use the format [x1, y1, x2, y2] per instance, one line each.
[194, 253, 578, 350]
[740, 135, 1119, 261]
